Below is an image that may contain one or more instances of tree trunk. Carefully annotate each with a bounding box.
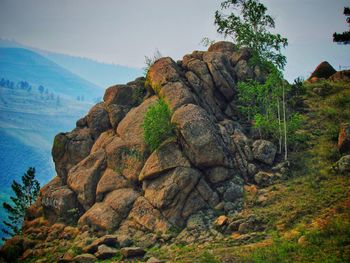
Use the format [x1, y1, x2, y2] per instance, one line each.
[277, 98, 282, 154]
[282, 83, 288, 161]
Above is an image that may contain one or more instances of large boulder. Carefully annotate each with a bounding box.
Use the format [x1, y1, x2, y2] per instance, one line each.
[338, 123, 350, 153]
[203, 51, 236, 100]
[143, 167, 202, 226]
[105, 136, 146, 182]
[78, 188, 139, 231]
[127, 196, 171, 233]
[208, 41, 236, 53]
[52, 128, 94, 183]
[329, 70, 350, 82]
[40, 177, 80, 224]
[67, 149, 107, 210]
[171, 104, 232, 168]
[86, 103, 111, 139]
[252, 140, 277, 165]
[95, 168, 131, 202]
[308, 61, 337, 80]
[117, 96, 157, 145]
[139, 140, 190, 181]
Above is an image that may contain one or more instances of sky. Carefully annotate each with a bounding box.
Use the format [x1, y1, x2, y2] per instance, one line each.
[0, 0, 349, 81]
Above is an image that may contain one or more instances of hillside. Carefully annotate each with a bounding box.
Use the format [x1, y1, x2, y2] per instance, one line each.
[0, 39, 143, 88]
[0, 42, 349, 263]
[0, 48, 103, 101]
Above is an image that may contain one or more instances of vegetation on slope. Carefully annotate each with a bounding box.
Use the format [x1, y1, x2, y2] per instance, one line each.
[144, 80, 350, 262]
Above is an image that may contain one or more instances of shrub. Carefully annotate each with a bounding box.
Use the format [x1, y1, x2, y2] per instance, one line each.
[143, 99, 174, 151]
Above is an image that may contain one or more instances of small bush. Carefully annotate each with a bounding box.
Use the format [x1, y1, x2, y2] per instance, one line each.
[143, 99, 174, 151]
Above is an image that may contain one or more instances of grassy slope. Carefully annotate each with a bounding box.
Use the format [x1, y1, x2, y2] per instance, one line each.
[144, 80, 350, 262]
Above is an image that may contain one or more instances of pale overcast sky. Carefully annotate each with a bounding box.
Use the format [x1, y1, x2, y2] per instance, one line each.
[0, 0, 349, 81]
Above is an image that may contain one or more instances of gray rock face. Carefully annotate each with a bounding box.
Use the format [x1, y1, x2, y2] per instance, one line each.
[78, 188, 139, 231]
[171, 104, 231, 168]
[143, 167, 203, 226]
[95, 244, 118, 259]
[252, 140, 277, 165]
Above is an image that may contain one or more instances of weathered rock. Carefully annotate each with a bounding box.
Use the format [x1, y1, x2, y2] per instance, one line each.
[171, 104, 231, 168]
[78, 188, 139, 231]
[106, 104, 127, 129]
[203, 51, 236, 100]
[120, 247, 145, 258]
[234, 59, 254, 82]
[252, 140, 277, 165]
[83, 234, 119, 254]
[308, 61, 337, 80]
[86, 103, 111, 139]
[333, 155, 350, 174]
[143, 167, 201, 226]
[95, 168, 131, 202]
[214, 215, 228, 227]
[230, 47, 252, 66]
[90, 129, 115, 153]
[223, 182, 244, 202]
[158, 81, 195, 111]
[139, 140, 190, 181]
[104, 84, 134, 106]
[184, 59, 223, 119]
[67, 149, 106, 210]
[338, 123, 350, 153]
[105, 136, 146, 182]
[329, 69, 350, 82]
[205, 166, 237, 184]
[41, 177, 80, 224]
[95, 244, 118, 259]
[72, 253, 97, 263]
[195, 177, 220, 207]
[52, 128, 94, 183]
[147, 57, 182, 88]
[117, 96, 157, 145]
[208, 41, 236, 53]
[128, 196, 171, 233]
[254, 171, 276, 187]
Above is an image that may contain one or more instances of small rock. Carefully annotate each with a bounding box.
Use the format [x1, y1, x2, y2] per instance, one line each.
[82, 234, 119, 253]
[94, 244, 118, 260]
[120, 247, 146, 258]
[254, 171, 274, 187]
[214, 215, 228, 227]
[333, 155, 350, 174]
[298, 235, 307, 246]
[72, 253, 98, 263]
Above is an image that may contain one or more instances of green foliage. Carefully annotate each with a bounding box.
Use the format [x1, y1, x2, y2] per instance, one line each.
[200, 37, 216, 47]
[143, 49, 162, 76]
[143, 99, 175, 152]
[2, 167, 40, 239]
[199, 250, 220, 263]
[215, 0, 288, 69]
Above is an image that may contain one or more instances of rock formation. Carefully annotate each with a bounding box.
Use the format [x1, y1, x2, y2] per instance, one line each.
[1, 41, 288, 261]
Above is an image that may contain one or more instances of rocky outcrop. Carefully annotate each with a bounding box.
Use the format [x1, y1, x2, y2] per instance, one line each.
[16, 42, 282, 261]
[308, 61, 337, 82]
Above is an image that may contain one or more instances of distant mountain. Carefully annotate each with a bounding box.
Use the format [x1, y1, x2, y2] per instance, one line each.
[0, 39, 143, 88]
[0, 48, 103, 101]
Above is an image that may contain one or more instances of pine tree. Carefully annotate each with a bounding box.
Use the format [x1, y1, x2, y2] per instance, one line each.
[333, 7, 350, 44]
[2, 167, 40, 239]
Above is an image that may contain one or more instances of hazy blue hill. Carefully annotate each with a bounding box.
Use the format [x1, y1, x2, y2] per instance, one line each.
[43, 52, 143, 88]
[0, 39, 143, 88]
[0, 48, 103, 100]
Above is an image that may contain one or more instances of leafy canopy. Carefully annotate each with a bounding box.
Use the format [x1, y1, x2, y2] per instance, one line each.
[215, 0, 288, 69]
[143, 99, 174, 151]
[2, 167, 40, 239]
